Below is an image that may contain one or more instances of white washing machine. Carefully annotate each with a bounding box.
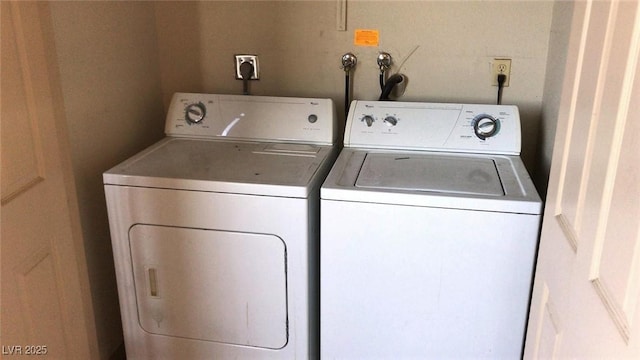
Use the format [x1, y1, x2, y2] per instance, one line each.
[320, 101, 542, 359]
[104, 93, 337, 359]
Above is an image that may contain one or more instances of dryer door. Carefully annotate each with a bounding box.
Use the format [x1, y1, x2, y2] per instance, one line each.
[129, 225, 288, 349]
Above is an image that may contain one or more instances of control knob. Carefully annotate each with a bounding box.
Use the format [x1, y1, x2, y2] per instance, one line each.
[472, 114, 500, 140]
[185, 102, 206, 124]
[361, 115, 375, 127]
[383, 116, 398, 126]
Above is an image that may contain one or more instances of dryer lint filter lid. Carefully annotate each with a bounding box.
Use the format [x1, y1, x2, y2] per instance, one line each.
[355, 153, 505, 196]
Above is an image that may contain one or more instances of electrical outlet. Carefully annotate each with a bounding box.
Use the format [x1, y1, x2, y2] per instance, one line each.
[491, 58, 511, 86]
[235, 55, 259, 80]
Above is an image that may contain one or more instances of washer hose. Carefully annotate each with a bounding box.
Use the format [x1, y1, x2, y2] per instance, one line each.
[379, 74, 404, 101]
[345, 71, 351, 118]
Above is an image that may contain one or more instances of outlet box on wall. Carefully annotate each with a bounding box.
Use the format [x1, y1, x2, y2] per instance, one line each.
[235, 55, 259, 80]
[492, 58, 512, 87]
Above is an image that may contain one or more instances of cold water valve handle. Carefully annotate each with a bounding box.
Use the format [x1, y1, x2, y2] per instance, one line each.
[473, 114, 500, 140]
[341, 53, 357, 72]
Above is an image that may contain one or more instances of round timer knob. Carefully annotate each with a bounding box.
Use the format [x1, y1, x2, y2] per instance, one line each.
[185, 102, 206, 124]
[362, 115, 375, 127]
[383, 116, 398, 126]
[472, 114, 500, 140]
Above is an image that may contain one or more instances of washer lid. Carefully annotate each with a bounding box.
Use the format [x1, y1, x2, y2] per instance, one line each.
[321, 149, 542, 214]
[355, 153, 504, 196]
[103, 137, 334, 197]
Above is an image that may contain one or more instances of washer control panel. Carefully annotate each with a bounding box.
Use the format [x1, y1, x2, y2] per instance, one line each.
[344, 100, 521, 155]
[165, 93, 336, 144]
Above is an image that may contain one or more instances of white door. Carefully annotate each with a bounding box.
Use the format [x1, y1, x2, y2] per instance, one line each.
[525, 0, 640, 358]
[1, 2, 98, 358]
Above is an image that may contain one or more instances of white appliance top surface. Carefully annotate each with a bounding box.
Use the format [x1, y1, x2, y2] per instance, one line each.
[104, 137, 335, 197]
[322, 148, 542, 214]
[104, 93, 337, 197]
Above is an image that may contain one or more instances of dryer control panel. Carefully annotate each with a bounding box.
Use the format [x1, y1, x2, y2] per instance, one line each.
[344, 100, 521, 155]
[165, 93, 337, 145]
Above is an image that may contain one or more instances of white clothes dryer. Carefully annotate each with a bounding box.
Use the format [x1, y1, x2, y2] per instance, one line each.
[320, 101, 542, 359]
[104, 93, 337, 359]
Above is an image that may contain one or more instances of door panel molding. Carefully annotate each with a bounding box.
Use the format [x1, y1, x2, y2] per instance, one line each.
[16, 247, 67, 352]
[529, 283, 564, 359]
[1, 1, 46, 204]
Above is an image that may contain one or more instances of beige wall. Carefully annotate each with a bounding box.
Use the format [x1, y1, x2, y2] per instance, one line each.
[45, 1, 563, 358]
[155, 0, 554, 180]
[48, 2, 165, 358]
